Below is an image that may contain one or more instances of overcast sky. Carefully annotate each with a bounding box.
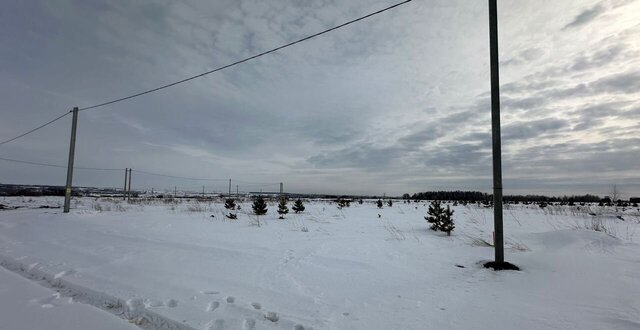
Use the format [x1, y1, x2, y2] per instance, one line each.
[1, 0, 639, 197]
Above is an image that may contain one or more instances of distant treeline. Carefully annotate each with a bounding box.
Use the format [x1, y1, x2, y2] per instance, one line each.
[409, 191, 488, 201]
[408, 191, 608, 203]
[0, 184, 117, 197]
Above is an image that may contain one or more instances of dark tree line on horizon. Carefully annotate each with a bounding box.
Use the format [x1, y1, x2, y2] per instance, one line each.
[407, 191, 627, 203]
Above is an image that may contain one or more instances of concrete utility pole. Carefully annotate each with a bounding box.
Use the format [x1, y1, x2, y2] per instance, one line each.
[123, 168, 128, 200]
[228, 179, 232, 196]
[127, 168, 132, 201]
[236, 185, 238, 197]
[489, 0, 504, 265]
[202, 186, 205, 198]
[63, 107, 79, 213]
[279, 182, 283, 195]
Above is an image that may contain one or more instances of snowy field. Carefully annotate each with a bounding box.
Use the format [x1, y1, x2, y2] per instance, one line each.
[0, 196, 639, 330]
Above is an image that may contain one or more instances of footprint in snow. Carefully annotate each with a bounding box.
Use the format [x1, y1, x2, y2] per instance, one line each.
[210, 319, 225, 330]
[54, 269, 75, 279]
[202, 290, 220, 295]
[206, 301, 220, 312]
[243, 318, 256, 330]
[250, 302, 261, 310]
[143, 299, 164, 308]
[166, 299, 178, 308]
[226, 296, 235, 303]
[264, 312, 279, 322]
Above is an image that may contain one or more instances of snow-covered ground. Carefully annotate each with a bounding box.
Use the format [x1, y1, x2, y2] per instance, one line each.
[0, 196, 639, 329]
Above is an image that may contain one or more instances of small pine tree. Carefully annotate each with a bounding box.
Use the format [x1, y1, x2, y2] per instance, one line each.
[252, 197, 268, 215]
[277, 198, 289, 219]
[440, 205, 455, 235]
[224, 198, 237, 219]
[292, 199, 305, 213]
[387, 199, 393, 207]
[376, 199, 383, 208]
[358, 199, 363, 205]
[425, 200, 443, 231]
[224, 198, 236, 210]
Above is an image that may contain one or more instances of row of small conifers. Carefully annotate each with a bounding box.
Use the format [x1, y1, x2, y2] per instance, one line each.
[223, 197, 305, 220]
[221, 197, 455, 235]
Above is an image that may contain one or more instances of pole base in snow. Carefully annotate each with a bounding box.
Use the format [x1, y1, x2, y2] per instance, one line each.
[483, 261, 520, 271]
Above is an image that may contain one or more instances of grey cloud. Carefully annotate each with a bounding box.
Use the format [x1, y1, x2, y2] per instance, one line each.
[2, 0, 639, 196]
[503, 118, 570, 140]
[307, 145, 406, 169]
[420, 143, 491, 168]
[591, 71, 640, 94]
[397, 125, 442, 148]
[562, 4, 605, 30]
[501, 95, 548, 111]
[568, 45, 624, 71]
[501, 47, 545, 66]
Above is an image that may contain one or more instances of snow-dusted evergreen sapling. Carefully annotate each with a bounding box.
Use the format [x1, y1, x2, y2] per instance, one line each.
[387, 199, 393, 207]
[377, 199, 383, 208]
[425, 200, 444, 231]
[277, 198, 289, 219]
[224, 198, 237, 219]
[440, 205, 455, 235]
[292, 199, 305, 213]
[252, 197, 268, 215]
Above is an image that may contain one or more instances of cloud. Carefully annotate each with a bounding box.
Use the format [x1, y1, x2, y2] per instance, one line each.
[307, 145, 406, 169]
[503, 118, 570, 140]
[1, 0, 639, 196]
[501, 47, 546, 66]
[591, 71, 640, 94]
[562, 4, 605, 30]
[568, 45, 624, 71]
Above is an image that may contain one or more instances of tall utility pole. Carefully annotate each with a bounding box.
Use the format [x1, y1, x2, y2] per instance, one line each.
[236, 185, 238, 197]
[489, 0, 504, 265]
[123, 168, 129, 200]
[174, 186, 177, 197]
[202, 185, 205, 198]
[228, 179, 232, 196]
[279, 182, 283, 195]
[127, 168, 132, 201]
[63, 107, 79, 213]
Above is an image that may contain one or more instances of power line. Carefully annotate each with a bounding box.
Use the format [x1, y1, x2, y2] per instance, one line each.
[234, 180, 280, 186]
[0, 2, 412, 149]
[0, 111, 71, 146]
[134, 170, 229, 182]
[0, 156, 280, 185]
[0, 156, 121, 171]
[77, 0, 413, 112]
[134, 170, 279, 186]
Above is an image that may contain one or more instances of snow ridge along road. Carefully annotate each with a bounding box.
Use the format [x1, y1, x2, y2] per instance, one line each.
[0, 253, 195, 330]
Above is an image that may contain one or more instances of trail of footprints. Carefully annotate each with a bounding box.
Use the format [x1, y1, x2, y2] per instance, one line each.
[201, 290, 311, 330]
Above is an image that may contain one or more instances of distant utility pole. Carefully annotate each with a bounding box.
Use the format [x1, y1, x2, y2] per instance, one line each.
[174, 186, 177, 197]
[489, 0, 505, 265]
[127, 168, 132, 200]
[236, 185, 239, 197]
[202, 185, 205, 198]
[123, 168, 128, 200]
[279, 182, 283, 195]
[228, 179, 232, 196]
[63, 107, 79, 213]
